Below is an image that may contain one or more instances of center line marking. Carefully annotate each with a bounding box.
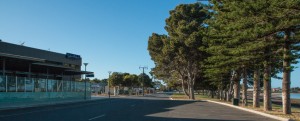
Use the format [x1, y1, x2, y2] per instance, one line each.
[88, 114, 106, 121]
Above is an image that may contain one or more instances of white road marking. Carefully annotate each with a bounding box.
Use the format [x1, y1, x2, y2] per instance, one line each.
[88, 114, 106, 120]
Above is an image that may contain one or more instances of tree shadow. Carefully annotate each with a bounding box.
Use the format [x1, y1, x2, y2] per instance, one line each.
[103, 98, 267, 121]
[0, 97, 273, 121]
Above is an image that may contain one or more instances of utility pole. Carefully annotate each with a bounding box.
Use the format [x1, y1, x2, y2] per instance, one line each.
[108, 71, 112, 98]
[139, 66, 148, 96]
[83, 63, 88, 100]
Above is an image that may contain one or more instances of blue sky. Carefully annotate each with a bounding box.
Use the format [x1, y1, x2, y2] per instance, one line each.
[0, 0, 299, 88]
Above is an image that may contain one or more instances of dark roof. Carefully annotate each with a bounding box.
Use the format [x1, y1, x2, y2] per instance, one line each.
[0, 41, 81, 65]
[0, 52, 45, 62]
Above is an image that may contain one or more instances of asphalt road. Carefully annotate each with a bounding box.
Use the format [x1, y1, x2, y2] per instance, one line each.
[0, 94, 277, 121]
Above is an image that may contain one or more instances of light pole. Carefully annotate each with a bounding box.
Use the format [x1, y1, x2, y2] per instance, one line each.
[152, 74, 155, 94]
[139, 66, 148, 96]
[84, 63, 88, 100]
[108, 71, 111, 98]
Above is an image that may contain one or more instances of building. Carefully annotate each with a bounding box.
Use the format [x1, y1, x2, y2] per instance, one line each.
[0, 41, 93, 104]
[272, 87, 282, 93]
[91, 83, 106, 95]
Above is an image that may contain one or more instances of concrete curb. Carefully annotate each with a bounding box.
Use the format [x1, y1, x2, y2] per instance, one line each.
[169, 97, 196, 101]
[204, 100, 292, 121]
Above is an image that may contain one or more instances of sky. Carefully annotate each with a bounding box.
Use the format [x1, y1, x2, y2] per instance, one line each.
[0, 0, 299, 88]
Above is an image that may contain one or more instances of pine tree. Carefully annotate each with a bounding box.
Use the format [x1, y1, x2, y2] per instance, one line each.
[148, 3, 210, 100]
[207, 0, 300, 113]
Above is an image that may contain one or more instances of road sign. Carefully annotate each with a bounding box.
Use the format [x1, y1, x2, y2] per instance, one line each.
[86, 74, 94, 77]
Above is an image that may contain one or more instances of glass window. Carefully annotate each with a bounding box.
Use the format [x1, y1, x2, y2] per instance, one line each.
[47, 80, 53, 92]
[52, 80, 58, 92]
[57, 80, 63, 92]
[7, 76, 16, 92]
[39, 79, 46, 92]
[17, 77, 25, 92]
[87, 82, 91, 92]
[34, 78, 40, 92]
[75, 82, 82, 92]
[71, 81, 75, 92]
[0, 76, 6, 92]
[0, 77, 86, 93]
[63, 80, 68, 92]
[25, 78, 34, 92]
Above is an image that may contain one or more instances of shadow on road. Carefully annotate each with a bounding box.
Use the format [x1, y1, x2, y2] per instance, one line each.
[104, 98, 256, 121]
[142, 117, 239, 121]
[0, 95, 274, 121]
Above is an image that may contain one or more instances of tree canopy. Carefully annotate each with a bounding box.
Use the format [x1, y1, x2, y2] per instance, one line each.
[147, 0, 300, 114]
[148, 3, 210, 100]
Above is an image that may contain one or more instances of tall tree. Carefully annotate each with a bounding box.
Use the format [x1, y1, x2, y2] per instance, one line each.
[148, 3, 210, 100]
[206, 0, 275, 109]
[270, 0, 300, 113]
[165, 3, 210, 99]
[123, 74, 139, 88]
[109, 72, 124, 87]
[207, 0, 300, 113]
[138, 73, 153, 88]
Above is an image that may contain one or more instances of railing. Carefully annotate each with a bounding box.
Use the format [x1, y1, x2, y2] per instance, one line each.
[0, 75, 90, 93]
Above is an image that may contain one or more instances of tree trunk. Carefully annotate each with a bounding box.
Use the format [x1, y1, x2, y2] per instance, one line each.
[219, 90, 223, 100]
[227, 76, 234, 102]
[226, 91, 231, 101]
[217, 90, 220, 99]
[253, 68, 260, 108]
[211, 90, 214, 98]
[190, 82, 195, 100]
[191, 87, 195, 100]
[187, 69, 195, 100]
[242, 67, 248, 106]
[188, 84, 191, 99]
[233, 71, 240, 100]
[223, 90, 227, 101]
[181, 79, 190, 97]
[219, 89, 223, 100]
[187, 80, 192, 99]
[282, 32, 291, 114]
[263, 61, 272, 111]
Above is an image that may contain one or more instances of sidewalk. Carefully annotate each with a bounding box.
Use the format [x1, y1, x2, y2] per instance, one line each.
[0, 96, 108, 111]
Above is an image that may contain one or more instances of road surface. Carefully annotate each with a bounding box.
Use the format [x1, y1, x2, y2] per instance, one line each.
[0, 93, 277, 121]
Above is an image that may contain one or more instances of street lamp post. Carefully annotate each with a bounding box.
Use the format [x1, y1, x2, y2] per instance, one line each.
[152, 74, 155, 94]
[108, 71, 111, 98]
[84, 63, 88, 100]
[139, 66, 148, 96]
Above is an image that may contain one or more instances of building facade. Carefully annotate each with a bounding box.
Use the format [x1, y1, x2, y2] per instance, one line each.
[0, 41, 92, 104]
